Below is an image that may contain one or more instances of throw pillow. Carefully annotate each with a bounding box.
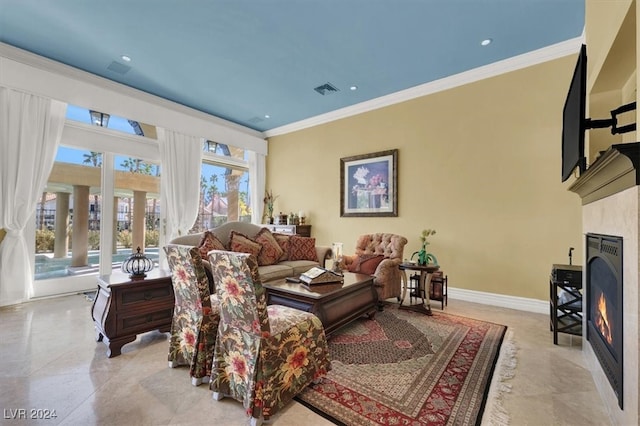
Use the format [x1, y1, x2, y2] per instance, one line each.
[198, 231, 226, 260]
[229, 230, 262, 257]
[347, 254, 386, 275]
[254, 227, 284, 266]
[273, 233, 290, 261]
[288, 235, 318, 261]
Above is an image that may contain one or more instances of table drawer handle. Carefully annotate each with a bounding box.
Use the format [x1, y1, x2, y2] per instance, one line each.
[144, 292, 153, 300]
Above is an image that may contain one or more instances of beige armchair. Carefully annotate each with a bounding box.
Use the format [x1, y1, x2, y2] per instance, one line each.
[342, 233, 408, 304]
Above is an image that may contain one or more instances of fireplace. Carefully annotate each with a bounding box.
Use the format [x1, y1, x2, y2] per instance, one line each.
[569, 143, 638, 422]
[586, 233, 623, 408]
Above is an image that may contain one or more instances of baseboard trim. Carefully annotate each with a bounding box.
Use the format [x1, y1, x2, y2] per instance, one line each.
[448, 287, 548, 315]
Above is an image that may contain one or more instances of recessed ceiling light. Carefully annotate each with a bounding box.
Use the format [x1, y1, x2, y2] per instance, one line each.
[121, 55, 132, 62]
[350, 85, 358, 91]
[481, 39, 492, 46]
[264, 114, 270, 119]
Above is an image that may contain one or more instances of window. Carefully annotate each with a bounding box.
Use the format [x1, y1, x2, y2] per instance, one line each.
[193, 141, 251, 231]
[66, 105, 156, 137]
[32, 105, 161, 296]
[33, 106, 257, 296]
[114, 155, 161, 256]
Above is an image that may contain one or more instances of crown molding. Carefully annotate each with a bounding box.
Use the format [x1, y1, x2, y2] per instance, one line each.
[0, 42, 267, 151]
[0, 42, 262, 137]
[265, 36, 585, 138]
[1, 36, 585, 144]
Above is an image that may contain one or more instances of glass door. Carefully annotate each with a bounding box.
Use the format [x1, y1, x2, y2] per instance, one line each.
[31, 106, 161, 298]
[32, 146, 104, 297]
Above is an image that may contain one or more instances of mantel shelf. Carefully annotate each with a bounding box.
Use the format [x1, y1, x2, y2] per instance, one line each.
[568, 142, 640, 205]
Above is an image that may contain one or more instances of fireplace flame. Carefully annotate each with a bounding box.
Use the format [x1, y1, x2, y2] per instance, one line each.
[595, 292, 613, 345]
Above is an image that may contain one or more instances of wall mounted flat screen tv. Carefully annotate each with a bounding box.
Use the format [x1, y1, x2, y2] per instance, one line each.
[561, 44, 587, 182]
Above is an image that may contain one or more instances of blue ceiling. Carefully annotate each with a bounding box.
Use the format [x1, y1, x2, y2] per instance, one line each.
[0, 1, 584, 133]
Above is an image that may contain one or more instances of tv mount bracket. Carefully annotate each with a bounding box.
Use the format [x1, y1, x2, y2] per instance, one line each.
[585, 101, 637, 134]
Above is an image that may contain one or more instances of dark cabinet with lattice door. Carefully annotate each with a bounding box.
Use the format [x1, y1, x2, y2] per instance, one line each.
[549, 271, 582, 345]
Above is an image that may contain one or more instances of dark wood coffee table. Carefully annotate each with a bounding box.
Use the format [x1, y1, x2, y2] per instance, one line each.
[263, 272, 378, 335]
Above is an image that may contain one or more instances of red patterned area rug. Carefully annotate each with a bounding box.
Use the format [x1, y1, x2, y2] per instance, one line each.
[295, 306, 507, 426]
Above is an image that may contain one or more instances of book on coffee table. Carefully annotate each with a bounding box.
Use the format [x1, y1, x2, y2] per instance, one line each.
[300, 267, 343, 285]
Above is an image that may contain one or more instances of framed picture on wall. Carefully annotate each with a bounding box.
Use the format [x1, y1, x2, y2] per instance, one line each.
[340, 149, 398, 217]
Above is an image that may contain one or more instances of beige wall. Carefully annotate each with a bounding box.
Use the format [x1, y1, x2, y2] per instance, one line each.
[585, 0, 636, 162]
[266, 56, 583, 301]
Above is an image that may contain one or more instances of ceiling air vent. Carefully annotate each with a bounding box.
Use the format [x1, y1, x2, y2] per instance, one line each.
[314, 82, 339, 95]
[107, 61, 131, 75]
[247, 116, 264, 124]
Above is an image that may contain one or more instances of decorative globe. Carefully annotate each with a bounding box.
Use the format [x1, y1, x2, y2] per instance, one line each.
[121, 246, 154, 279]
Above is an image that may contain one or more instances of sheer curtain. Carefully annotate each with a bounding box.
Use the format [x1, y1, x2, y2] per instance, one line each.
[0, 87, 67, 306]
[248, 151, 266, 224]
[158, 128, 202, 243]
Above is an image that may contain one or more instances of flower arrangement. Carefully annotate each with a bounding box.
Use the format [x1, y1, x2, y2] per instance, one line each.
[411, 229, 438, 265]
[351, 167, 388, 209]
[353, 166, 370, 185]
[263, 189, 278, 220]
[351, 167, 386, 191]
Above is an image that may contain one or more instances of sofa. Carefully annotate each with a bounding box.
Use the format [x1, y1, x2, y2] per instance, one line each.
[169, 221, 331, 285]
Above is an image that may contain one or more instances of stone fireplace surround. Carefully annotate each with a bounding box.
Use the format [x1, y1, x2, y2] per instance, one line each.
[570, 143, 639, 425]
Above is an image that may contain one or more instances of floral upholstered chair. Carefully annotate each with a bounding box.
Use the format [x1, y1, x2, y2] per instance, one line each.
[208, 250, 331, 426]
[164, 244, 220, 386]
[341, 233, 408, 304]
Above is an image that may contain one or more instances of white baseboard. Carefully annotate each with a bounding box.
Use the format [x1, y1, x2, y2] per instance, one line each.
[448, 287, 548, 315]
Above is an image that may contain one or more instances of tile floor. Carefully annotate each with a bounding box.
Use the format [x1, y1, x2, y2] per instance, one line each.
[0, 294, 613, 426]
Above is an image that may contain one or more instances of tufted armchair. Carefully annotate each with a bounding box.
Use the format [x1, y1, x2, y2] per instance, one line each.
[341, 233, 408, 303]
[208, 250, 331, 426]
[164, 244, 220, 386]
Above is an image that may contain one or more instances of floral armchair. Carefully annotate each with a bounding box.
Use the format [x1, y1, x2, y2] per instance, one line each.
[164, 244, 220, 386]
[341, 233, 408, 303]
[208, 250, 331, 425]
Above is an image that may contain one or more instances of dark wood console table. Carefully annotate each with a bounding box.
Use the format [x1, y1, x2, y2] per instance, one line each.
[91, 269, 174, 358]
[261, 224, 311, 237]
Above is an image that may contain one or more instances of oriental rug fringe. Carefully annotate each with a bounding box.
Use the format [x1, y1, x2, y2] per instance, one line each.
[295, 306, 508, 426]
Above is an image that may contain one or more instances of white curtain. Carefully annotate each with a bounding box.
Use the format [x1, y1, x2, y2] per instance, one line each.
[0, 87, 67, 306]
[248, 151, 266, 224]
[158, 128, 202, 243]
